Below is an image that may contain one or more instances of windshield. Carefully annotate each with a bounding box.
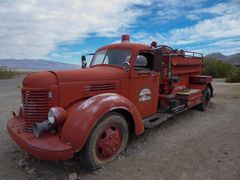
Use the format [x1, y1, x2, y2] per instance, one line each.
[91, 49, 131, 67]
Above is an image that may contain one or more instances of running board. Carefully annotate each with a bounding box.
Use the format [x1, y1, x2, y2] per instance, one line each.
[171, 104, 185, 114]
[143, 113, 173, 128]
[143, 105, 190, 128]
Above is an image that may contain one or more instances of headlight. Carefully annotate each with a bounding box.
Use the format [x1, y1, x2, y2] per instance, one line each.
[48, 107, 67, 125]
[33, 107, 67, 138]
[48, 110, 55, 124]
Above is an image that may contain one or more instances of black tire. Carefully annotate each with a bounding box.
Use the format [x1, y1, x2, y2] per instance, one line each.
[80, 112, 129, 170]
[197, 86, 211, 111]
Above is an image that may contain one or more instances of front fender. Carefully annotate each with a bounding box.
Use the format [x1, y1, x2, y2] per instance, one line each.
[60, 93, 144, 151]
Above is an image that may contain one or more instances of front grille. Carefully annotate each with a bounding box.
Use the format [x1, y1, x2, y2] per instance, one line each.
[22, 89, 49, 131]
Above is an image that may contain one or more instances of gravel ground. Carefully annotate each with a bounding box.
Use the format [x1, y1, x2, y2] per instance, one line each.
[0, 77, 239, 180]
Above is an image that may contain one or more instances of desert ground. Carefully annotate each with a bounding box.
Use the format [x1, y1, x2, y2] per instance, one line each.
[0, 76, 239, 180]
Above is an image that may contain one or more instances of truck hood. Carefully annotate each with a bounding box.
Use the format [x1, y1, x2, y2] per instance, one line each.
[23, 71, 57, 89]
[53, 65, 125, 82]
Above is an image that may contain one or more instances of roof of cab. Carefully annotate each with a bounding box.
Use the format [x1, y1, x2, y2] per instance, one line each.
[97, 43, 151, 52]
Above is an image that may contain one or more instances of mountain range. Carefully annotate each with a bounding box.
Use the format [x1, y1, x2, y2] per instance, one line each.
[205, 52, 240, 64]
[0, 59, 80, 71]
[0, 52, 239, 71]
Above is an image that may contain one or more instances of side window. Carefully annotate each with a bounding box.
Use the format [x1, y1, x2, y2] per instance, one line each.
[91, 50, 106, 66]
[135, 55, 148, 66]
[134, 53, 153, 71]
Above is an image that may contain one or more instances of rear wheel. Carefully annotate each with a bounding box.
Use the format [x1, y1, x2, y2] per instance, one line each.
[197, 87, 211, 111]
[80, 112, 129, 170]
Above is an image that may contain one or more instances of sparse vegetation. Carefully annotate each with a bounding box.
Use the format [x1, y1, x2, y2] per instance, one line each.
[226, 68, 240, 83]
[0, 66, 21, 79]
[203, 58, 234, 78]
[203, 58, 240, 83]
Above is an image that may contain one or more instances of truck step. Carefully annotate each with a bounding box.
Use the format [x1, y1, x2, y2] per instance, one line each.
[143, 113, 173, 129]
[176, 89, 200, 96]
[171, 104, 186, 114]
[176, 89, 202, 108]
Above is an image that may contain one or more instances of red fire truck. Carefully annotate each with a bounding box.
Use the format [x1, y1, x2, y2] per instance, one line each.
[7, 35, 213, 170]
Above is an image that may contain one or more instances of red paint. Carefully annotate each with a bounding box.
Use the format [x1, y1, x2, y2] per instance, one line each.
[96, 125, 122, 160]
[7, 117, 74, 160]
[60, 93, 144, 151]
[7, 35, 213, 161]
[121, 34, 130, 43]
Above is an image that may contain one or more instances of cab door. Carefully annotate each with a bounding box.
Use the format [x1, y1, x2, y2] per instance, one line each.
[129, 51, 160, 118]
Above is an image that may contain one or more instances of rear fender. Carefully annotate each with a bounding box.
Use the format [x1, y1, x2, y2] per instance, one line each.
[189, 75, 213, 96]
[60, 93, 144, 151]
[189, 82, 213, 96]
[189, 75, 212, 84]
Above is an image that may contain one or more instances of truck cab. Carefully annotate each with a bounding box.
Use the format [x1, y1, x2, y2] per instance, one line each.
[7, 35, 213, 170]
[90, 42, 160, 118]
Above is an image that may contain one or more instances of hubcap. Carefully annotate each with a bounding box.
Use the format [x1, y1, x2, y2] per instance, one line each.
[96, 125, 122, 160]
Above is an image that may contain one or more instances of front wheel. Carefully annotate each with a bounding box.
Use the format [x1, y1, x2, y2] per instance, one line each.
[80, 112, 129, 170]
[197, 86, 211, 111]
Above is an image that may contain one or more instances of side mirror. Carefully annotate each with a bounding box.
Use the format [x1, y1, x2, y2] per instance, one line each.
[81, 55, 87, 69]
[122, 62, 130, 72]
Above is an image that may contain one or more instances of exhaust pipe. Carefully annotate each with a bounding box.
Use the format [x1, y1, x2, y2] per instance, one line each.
[32, 120, 53, 138]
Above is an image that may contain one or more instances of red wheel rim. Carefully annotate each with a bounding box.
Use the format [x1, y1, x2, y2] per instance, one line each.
[96, 125, 123, 160]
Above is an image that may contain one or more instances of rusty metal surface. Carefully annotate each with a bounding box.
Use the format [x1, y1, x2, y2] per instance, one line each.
[7, 38, 213, 161]
[7, 117, 74, 160]
[22, 89, 49, 131]
[60, 93, 144, 151]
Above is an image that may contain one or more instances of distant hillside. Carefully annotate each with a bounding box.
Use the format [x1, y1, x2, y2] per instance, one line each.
[205, 53, 228, 61]
[0, 59, 80, 71]
[205, 52, 240, 65]
[228, 53, 240, 64]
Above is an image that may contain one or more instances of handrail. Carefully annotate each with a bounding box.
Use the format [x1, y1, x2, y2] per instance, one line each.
[161, 52, 203, 59]
[152, 45, 203, 59]
[184, 50, 203, 58]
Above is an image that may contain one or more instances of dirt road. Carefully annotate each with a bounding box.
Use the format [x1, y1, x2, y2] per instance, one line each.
[0, 77, 239, 180]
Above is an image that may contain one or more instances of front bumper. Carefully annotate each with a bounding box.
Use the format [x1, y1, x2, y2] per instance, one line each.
[7, 117, 74, 161]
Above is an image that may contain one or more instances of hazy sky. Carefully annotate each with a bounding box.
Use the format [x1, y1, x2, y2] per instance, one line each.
[0, 0, 240, 64]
